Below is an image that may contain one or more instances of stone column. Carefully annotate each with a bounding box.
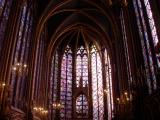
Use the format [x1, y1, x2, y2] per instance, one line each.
[0, 0, 24, 115]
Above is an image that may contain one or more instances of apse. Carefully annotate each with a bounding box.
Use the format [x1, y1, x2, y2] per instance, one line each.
[49, 31, 114, 120]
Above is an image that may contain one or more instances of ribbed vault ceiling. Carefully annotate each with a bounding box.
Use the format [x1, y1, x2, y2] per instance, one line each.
[36, 0, 120, 59]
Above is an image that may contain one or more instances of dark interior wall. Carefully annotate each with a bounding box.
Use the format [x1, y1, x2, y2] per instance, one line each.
[156, 0, 160, 15]
[141, 91, 160, 120]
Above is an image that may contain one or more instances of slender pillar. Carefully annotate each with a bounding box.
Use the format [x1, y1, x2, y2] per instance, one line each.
[0, 0, 24, 114]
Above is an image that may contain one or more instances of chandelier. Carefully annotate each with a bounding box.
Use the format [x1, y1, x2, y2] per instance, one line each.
[33, 106, 48, 115]
[12, 62, 28, 76]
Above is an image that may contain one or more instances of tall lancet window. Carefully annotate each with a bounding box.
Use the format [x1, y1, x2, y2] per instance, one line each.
[11, 4, 27, 107]
[144, 0, 158, 46]
[133, 0, 159, 92]
[91, 45, 104, 120]
[50, 51, 59, 118]
[143, 0, 160, 67]
[76, 46, 88, 87]
[10, 2, 33, 109]
[0, 0, 13, 53]
[51, 43, 114, 120]
[60, 45, 73, 119]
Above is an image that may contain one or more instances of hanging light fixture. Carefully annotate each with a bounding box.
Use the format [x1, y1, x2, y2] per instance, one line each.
[52, 102, 62, 110]
[12, 62, 28, 76]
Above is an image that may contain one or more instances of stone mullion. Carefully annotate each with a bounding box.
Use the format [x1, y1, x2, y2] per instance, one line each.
[88, 46, 93, 119]
[107, 53, 113, 117]
[50, 56, 54, 120]
[72, 46, 76, 118]
[51, 58, 54, 110]
[64, 54, 68, 119]
[42, 52, 48, 108]
[101, 49, 108, 120]
[55, 50, 62, 120]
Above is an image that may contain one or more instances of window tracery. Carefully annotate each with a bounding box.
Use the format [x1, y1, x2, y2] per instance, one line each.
[76, 46, 88, 87]
[51, 44, 113, 120]
[91, 45, 104, 120]
[76, 94, 88, 118]
[60, 45, 73, 119]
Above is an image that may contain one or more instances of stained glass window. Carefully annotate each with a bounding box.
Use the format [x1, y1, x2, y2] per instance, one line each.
[53, 51, 59, 104]
[76, 94, 88, 118]
[50, 44, 113, 119]
[60, 45, 73, 119]
[91, 45, 104, 120]
[11, 4, 27, 107]
[0, 0, 5, 11]
[133, 0, 157, 92]
[50, 51, 59, 118]
[144, 0, 158, 46]
[76, 46, 88, 87]
[10, 2, 33, 108]
[144, 0, 160, 67]
[0, 0, 13, 53]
